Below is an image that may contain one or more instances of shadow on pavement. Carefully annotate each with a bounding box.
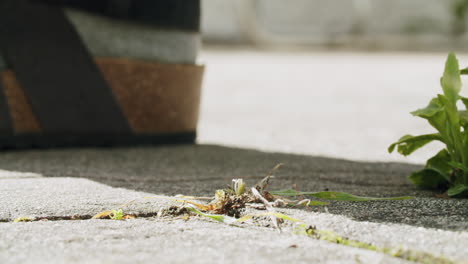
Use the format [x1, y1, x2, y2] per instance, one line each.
[0, 144, 466, 231]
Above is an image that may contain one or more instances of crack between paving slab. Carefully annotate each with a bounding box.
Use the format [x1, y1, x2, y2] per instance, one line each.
[1, 210, 459, 264]
[0, 212, 162, 223]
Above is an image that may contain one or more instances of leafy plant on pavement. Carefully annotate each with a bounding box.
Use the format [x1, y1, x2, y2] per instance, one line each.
[389, 52, 468, 197]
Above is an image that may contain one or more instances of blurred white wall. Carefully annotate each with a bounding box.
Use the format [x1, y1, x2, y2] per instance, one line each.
[202, 0, 466, 50]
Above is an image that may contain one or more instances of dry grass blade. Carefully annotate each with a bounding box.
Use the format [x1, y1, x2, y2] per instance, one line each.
[251, 187, 281, 231]
[174, 195, 213, 200]
[92, 210, 115, 219]
[255, 163, 283, 192]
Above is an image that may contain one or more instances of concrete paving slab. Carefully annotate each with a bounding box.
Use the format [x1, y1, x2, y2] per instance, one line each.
[197, 51, 468, 164]
[280, 208, 468, 263]
[0, 177, 175, 221]
[0, 218, 412, 264]
[0, 145, 466, 231]
[0, 146, 465, 263]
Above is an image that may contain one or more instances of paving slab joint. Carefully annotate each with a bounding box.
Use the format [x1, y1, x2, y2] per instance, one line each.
[1, 211, 166, 223]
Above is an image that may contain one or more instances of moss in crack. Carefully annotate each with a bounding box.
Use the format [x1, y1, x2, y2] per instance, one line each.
[297, 225, 455, 264]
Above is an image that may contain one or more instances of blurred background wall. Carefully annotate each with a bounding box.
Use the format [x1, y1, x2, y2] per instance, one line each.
[201, 0, 468, 51]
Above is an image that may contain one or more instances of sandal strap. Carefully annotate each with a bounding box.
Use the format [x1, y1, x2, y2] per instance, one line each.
[39, 0, 200, 31]
[0, 79, 13, 134]
[0, 0, 131, 134]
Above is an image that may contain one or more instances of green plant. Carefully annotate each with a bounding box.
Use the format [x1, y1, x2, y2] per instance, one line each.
[270, 190, 413, 201]
[389, 52, 468, 197]
[109, 209, 124, 220]
[232, 178, 246, 196]
[452, 0, 468, 35]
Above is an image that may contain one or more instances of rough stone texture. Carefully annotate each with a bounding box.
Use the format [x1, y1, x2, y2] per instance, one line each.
[0, 177, 175, 221]
[0, 145, 466, 231]
[0, 219, 412, 264]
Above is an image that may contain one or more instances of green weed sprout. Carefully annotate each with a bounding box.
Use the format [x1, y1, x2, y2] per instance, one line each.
[109, 209, 124, 220]
[232, 178, 246, 196]
[389, 52, 468, 197]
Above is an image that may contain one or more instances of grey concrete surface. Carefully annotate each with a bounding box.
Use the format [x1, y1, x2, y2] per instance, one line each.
[283, 208, 468, 263]
[0, 219, 412, 264]
[0, 145, 466, 232]
[0, 177, 174, 221]
[0, 174, 465, 263]
[198, 50, 468, 164]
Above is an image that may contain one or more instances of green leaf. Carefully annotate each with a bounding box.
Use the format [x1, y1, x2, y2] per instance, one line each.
[388, 134, 444, 156]
[460, 67, 468, 75]
[460, 99, 468, 167]
[411, 97, 444, 118]
[186, 206, 237, 224]
[188, 207, 306, 225]
[306, 201, 329, 206]
[408, 169, 447, 189]
[411, 97, 451, 141]
[448, 161, 468, 172]
[270, 189, 414, 201]
[425, 149, 452, 181]
[437, 94, 460, 126]
[458, 111, 468, 126]
[438, 94, 464, 162]
[447, 184, 468, 196]
[441, 52, 462, 103]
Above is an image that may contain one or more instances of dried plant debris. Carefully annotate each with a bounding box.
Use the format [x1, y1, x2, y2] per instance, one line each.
[92, 209, 135, 220]
[91, 163, 414, 221]
[181, 164, 413, 217]
[13, 216, 35, 222]
[136, 163, 414, 234]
